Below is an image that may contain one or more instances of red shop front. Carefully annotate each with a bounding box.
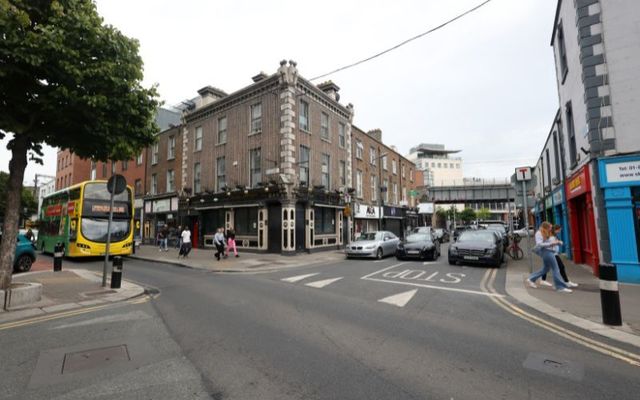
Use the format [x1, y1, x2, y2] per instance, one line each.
[565, 164, 599, 274]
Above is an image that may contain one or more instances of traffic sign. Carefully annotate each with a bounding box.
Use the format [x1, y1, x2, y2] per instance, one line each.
[515, 167, 532, 182]
[107, 174, 127, 195]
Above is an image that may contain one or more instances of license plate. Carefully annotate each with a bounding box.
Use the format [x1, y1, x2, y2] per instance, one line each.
[407, 250, 419, 254]
[464, 255, 479, 260]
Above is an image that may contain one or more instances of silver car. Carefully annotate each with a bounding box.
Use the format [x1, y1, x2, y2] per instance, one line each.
[346, 231, 400, 259]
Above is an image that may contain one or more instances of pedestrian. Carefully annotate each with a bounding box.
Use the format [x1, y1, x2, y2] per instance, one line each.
[213, 227, 225, 261]
[539, 224, 578, 288]
[226, 226, 239, 258]
[25, 228, 34, 242]
[526, 221, 572, 293]
[157, 228, 167, 252]
[179, 226, 192, 258]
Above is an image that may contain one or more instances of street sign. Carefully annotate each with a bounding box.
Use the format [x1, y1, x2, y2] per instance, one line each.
[515, 167, 532, 182]
[107, 174, 127, 195]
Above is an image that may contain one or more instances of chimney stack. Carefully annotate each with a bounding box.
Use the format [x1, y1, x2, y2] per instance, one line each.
[252, 72, 269, 83]
[367, 129, 382, 141]
[317, 81, 341, 101]
[196, 86, 227, 107]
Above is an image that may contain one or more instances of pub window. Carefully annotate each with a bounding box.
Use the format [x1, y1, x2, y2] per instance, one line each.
[321, 153, 330, 188]
[195, 126, 203, 151]
[299, 100, 309, 131]
[250, 103, 262, 134]
[314, 207, 335, 235]
[235, 207, 258, 235]
[218, 117, 227, 144]
[299, 145, 310, 185]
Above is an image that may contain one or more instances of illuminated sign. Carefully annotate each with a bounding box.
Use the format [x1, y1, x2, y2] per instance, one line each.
[91, 204, 126, 213]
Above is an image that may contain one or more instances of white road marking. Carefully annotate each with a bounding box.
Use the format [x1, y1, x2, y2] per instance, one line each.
[422, 261, 436, 265]
[362, 277, 505, 297]
[305, 277, 344, 288]
[378, 289, 418, 307]
[373, 259, 387, 263]
[361, 263, 408, 280]
[281, 273, 319, 283]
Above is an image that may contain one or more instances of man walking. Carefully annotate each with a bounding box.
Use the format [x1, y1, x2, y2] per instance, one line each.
[179, 226, 192, 258]
[214, 227, 225, 261]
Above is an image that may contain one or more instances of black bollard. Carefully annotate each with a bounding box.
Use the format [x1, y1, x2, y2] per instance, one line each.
[111, 256, 123, 289]
[599, 263, 622, 326]
[53, 242, 63, 272]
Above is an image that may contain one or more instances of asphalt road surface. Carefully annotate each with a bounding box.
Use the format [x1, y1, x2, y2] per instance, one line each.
[3, 248, 639, 400]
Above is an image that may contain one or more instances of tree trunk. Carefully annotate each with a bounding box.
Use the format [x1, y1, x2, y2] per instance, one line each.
[0, 135, 29, 290]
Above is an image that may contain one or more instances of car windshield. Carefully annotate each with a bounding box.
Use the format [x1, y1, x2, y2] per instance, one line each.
[359, 232, 381, 241]
[406, 233, 431, 243]
[488, 224, 506, 233]
[458, 231, 495, 243]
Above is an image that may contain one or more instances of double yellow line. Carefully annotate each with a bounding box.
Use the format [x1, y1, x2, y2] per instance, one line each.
[481, 268, 640, 367]
[0, 296, 149, 331]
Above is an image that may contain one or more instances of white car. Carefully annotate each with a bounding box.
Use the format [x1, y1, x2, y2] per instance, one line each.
[346, 231, 400, 259]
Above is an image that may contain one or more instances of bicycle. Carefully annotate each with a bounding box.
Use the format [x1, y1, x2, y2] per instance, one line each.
[505, 233, 524, 260]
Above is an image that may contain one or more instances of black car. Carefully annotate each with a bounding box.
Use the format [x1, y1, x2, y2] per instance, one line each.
[396, 232, 441, 261]
[486, 225, 509, 252]
[452, 226, 471, 241]
[448, 230, 503, 268]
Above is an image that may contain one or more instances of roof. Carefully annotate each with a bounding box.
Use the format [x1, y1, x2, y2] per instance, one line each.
[409, 143, 461, 155]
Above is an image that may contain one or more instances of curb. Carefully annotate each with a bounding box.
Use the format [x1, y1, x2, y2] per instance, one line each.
[0, 269, 146, 325]
[505, 262, 640, 349]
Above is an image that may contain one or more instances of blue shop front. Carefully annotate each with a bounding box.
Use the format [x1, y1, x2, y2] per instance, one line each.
[551, 186, 571, 257]
[598, 155, 640, 283]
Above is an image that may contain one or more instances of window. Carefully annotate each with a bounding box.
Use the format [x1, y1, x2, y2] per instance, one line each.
[557, 23, 568, 81]
[299, 100, 309, 131]
[122, 160, 128, 171]
[449, 163, 454, 169]
[338, 123, 346, 148]
[402, 187, 407, 202]
[545, 149, 552, 188]
[299, 145, 310, 185]
[250, 103, 262, 134]
[382, 155, 388, 170]
[314, 207, 335, 235]
[320, 112, 329, 139]
[401, 164, 405, 178]
[393, 183, 398, 204]
[356, 170, 363, 198]
[167, 136, 175, 160]
[152, 143, 159, 165]
[90, 161, 96, 180]
[553, 132, 561, 180]
[195, 126, 203, 151]
[339, 160, 346, 186]
[216, 156, 226, 191]
[136, 153, 143, 165]
[437, 162, 441, 168]
[383, 179, 389, 203]
[371, 176, 377, 201]
[431, 162, 435, 168]
[218, 117, 227, 144]
[566, 102, 577, 166]
[151, 174, 157, 195]
[410, 168, 413, 182]
[356, 141, 363, 159]
[250, 148, 261, 187]
[392, 160, 397, 175]
[235, 207, 258, 235]
[193, 162, 201, 193]
[370, 147, 377, 165]
[321, 153, 330, 188]
[134, 179, 142, 196]
[166, 169, 175, 192]
[102, 163, 107, 178]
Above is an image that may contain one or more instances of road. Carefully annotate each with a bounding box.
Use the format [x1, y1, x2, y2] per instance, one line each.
[2, 246, 639, 399]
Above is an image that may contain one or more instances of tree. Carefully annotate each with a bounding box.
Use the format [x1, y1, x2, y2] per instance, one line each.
[476, 208, 492, 221]
[459, 208, 476, 224]
[0, 172, 38, 222]
[0, 0, 159, 290]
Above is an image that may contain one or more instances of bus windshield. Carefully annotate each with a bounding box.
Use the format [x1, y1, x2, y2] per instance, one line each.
[81, 218, 130, 242]
[81, 182, 132, 243]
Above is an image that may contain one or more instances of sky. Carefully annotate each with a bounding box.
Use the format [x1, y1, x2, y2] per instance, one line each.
[1, 0, 560, 186]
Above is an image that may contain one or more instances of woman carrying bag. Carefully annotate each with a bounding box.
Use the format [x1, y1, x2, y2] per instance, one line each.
[526, 221, 572, 293]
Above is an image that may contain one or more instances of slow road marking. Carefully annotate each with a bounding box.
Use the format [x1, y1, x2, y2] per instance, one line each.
[281, 273, 319, 283]
[378, 289, 418, 307]
[305, 277, 343, 288]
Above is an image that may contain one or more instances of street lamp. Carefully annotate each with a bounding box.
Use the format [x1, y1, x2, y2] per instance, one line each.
[378, 152, 388, 231]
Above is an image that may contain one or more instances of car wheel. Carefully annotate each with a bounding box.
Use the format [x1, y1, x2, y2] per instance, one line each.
[15, 255, 33, 273]
[376, 248, 383, 260]
[448, 258, 456, 266]
[396, 256, 403, 261]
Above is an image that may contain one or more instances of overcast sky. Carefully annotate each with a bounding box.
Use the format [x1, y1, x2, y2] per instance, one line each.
[2, 0, 560, 186]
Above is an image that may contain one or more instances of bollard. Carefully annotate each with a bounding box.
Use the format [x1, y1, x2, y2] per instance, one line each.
[53, 242, 63, 272]
[111, 256, 123, 289]
[599, 263, 622, 326]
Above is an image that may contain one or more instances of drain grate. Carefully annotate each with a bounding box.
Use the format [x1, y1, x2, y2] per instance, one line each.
[523, 352, 584, 381]
[62, 344, 130, 374]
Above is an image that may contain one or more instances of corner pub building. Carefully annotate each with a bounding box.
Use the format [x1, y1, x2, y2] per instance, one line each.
[144, 60, 418, 255]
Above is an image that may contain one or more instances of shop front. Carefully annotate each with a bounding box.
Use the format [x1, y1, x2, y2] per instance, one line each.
[565, 164, 599, 272]
[143, 194, 180, 245]
[544, 196, 554, 223]
[353, 203, 380, 239]
[383, 205, 405, 239]
[533, 201, 544, 229]
[551, 186, 570, 257]
[598, 155, 640, 283]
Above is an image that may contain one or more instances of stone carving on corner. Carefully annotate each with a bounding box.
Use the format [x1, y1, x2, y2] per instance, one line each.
[278, 59, 298, 86]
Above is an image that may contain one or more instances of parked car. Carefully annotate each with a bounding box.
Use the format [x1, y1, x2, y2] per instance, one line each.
[411, 226, 431, 234]
[432, 228, 449, 243]
[448, 230, 503, 268]
[452, 226, 472, 241]
[486, 224, 508, 251]
[513, 227, 535, 237]
[346, 231, 400, 259]
[396, 232, 441, 261]
[14, 234, 37, 273]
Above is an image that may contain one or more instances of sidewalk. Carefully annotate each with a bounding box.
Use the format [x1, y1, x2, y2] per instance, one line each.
[506, 251, 640, 348]
[130, 244, 346, 272]
[0, 269, 145, 324]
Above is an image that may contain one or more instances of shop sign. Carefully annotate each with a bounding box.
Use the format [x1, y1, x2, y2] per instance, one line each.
[384, 206, 404, 218]
[552, 189, 563, 205]
[417, 202, 434, 214]
[604, 159, 640, 184]
[144, 201, 152, 213]
[566, 166, 589, 199]
[545, 196, 553, 209]
[353, 203, 379, 219]
[153, 198, 171, 213]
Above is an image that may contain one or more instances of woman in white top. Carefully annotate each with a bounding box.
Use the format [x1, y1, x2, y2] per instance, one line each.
[527, 221, 571, 292]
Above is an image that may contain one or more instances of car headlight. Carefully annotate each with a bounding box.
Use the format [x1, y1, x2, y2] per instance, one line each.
[486, 247, 497, 255]
[449, 247, 458, 254]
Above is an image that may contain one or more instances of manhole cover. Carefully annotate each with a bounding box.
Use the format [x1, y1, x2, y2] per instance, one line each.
[62, 345, 130, 374]
[522, 352, 584, 381]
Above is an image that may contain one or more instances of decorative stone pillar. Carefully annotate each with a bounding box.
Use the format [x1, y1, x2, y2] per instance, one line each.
[282, 204, 295, 253]
[277, 60, 298, 187]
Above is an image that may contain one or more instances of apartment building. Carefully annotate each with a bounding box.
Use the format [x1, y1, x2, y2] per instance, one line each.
[406, 143, 463, 187]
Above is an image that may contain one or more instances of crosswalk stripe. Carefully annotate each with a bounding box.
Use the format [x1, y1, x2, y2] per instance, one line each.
[378, 289, 418, 307]
[305, 277, 343, 288]
[281, 273, 319, 283]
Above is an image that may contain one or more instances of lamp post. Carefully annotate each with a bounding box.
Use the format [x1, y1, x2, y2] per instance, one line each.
[378, 152, 388, 231]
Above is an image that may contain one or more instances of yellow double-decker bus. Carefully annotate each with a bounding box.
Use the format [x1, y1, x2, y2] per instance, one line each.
[38, 180, 134, 257]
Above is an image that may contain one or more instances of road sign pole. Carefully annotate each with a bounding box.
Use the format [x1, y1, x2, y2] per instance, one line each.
[522, 180, 533, 273]
[102, 168, 117, 287]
